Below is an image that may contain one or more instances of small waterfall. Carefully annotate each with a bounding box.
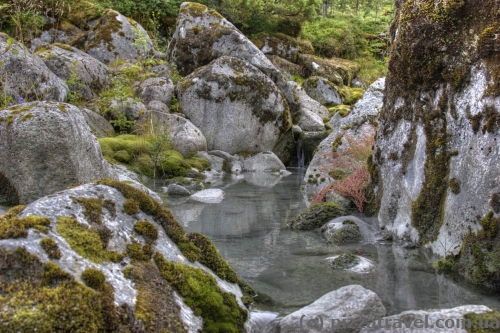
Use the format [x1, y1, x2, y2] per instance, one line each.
[296, 138, 305, 168]
[247, 311, 280, 333]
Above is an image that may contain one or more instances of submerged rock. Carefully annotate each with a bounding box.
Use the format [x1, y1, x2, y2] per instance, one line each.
[277, 285, 386, 333]
[288, 202, 347, 230]
[190, 189, 225, 203]
[323, 219, 362, 244]
[242, 152, 286, 173]
[0, 102, 113, 205]
[177, 56, 292, 155]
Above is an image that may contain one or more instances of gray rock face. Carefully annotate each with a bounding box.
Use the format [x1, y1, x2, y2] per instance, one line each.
[267, 55, 303, 78]
[163, 113, 207, 158]
[360, 305, 491, 333]
[374, 65, 500, 255]
[167, 184, 192, 196]
[81, 107, 115, 137]
[277, 285, 386, 333]
[85, 9, 153, 64]
[304, 76, 343, 106]
[0, 102, 113, 205]
[302, 78, 385, 203]
[137, 77, 175, 105]
[242, 152, 286, 173]
[106, 97, 146, 121]
[190, 188, 224, 203]
[166, 2, 299, 114]
[0, 34, 68, 102]
[177, 56, 292, 154]
[289, 81, 329, 131]
[36, 43, 110, 100]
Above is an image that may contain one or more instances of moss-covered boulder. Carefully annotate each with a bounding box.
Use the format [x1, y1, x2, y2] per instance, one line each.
[84, 9, 153, 64]
[166, 2, 299, 114]
[36, 43, 110, 100]
[177, 56, 292, 155]
[288, 81, 330, 131]
[0, 34, 68, 103]
[322, 219, 362, 244]
[0, 180, 253, 331]
[288, 202, 347, 230]
[0, 102, 113, 205]
[266, 55, 303, 77]
[298, 53, 360, 86]
[253, 33, 300, 63]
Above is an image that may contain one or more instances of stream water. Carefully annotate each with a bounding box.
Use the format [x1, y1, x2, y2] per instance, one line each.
[157, 169, 500, 318]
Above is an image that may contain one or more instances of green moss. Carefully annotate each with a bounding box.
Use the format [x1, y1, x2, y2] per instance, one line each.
[134, 221, 158, 241]
[123, 266, 134, 279]
[449, 178, 460, 194]
[186, 157, 211, 171]
[325, 223, 362, 244]
[464, 310, 500, 333]
[85, 9, 123, 53]
[329, 252, 359, 269]
[0, 248, 120, 333]
[188, 232, 238, 283]
[56, 216, 124, 263]
[160, 156, 190, 178]
[40, 238, 62, 260]
[288, 202, 347, 230]
[81, 268, 106, 290]
[71, 195, 115, 225]
[0, 213, 50, 239]
[123, 198, 140, 215]
[431, 256, 457, 273]
[332, 134, 343, 152]
[113, 149, 131, 163]
[20, 113, 34, 121]
[126, 242, 153, 261]
[154, 253, 248, 333]
[133, 154, 155, 178]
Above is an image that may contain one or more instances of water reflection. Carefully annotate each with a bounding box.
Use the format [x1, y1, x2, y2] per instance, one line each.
[164, 169, 500, 316]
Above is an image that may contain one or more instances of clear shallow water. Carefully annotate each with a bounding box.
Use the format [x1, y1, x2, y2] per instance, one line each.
[158, 169, 500, 316]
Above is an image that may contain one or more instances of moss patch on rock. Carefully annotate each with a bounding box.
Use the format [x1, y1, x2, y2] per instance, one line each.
[134, 221, 159, 241]
[40, 238, 62, 260]
[81, 267, 106, 290]
[288, 202, 347, 230]
[329, 252, 360, 270]
[0, 208, 50, 239]
[324, 220, 362, 244]
[0, 172, 19, 206]
[56, 216, 124, 263]
[464, 310, 500, 333]
[123, 198, 140, 215]
[154, 252, 248, 333]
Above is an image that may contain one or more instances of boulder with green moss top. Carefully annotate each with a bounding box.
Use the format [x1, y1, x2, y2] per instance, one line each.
[298, 53, 360, 86]
[288, 202, 347, 230]
[84, 9, 153, 64]
[322, 219, 362, 244]
[302, 78, 384, 203]
[0, 101, 114, 205]
[371, 0, 500, 262]
[303, 76, 343, 106]
[177, 56, 292, 155]
[36, 43, 110, 100]
[0, 34, 68, 102]
[166, 2, 299, 114]
[0, 180, 253, 331]
[253, 33, 300, 63]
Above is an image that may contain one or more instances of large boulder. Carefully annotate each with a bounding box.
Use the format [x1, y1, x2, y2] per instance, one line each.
[370, 0, 500, 282]
[137, 77, 175, 106]
[0, 34, 68, 102]
[36, 43, 110, 100]
[0, 102, 113, 205]
[298, 53, 360, 86]
[277, 285, 386, 333]
[84, 9, 154, 64]
[177, 56, 292, 155]
[0, 180, 249, 332]
[166, 2, 299, 114]
[302, 78, 385, 203]
[163, 113, 208, 158]
[289, 81, 330, 131]
[242, 152, 286, 173]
